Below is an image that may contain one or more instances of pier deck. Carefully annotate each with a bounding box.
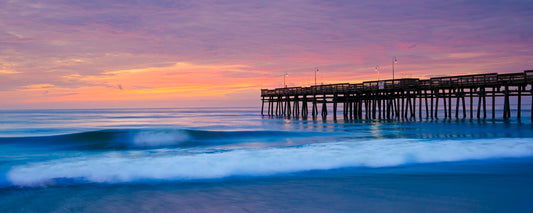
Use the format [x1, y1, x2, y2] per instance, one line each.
[261, 70, 533, 121]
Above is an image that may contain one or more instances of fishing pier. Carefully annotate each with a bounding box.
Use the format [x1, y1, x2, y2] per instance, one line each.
[261, 70, 533, 121]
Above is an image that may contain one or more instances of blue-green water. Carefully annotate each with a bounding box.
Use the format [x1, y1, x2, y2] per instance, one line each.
[1, 108, 533, 212]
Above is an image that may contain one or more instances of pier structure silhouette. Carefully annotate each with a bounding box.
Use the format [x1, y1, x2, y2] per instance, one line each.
[261, 70, 533, 121]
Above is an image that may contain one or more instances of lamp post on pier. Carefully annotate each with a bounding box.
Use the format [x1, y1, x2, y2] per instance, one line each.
[283, 72, 288, 88]
[314, 67, 319, 86]
[375, 65, 380, 81]
[392, 56, 398, 80]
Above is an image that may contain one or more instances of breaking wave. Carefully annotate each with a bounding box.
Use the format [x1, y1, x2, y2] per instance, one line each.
[7, 137, 533, 186]
[0, 129, 311, 150]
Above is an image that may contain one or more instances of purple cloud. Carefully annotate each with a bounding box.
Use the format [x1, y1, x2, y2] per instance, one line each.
[1, 0, 532, 107]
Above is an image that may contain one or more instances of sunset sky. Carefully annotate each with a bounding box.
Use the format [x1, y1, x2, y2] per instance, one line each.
[1, 0, 532, 109]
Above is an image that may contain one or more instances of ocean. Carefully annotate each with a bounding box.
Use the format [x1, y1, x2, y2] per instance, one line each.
[1, 107, 533, 212]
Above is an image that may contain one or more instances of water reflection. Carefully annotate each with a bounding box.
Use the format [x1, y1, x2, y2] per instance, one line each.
[262, 114, 533, 142]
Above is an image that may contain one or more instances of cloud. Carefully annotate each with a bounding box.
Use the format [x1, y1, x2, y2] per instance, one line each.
[19, 84, 55, 91]
[0, 69, 21, 74]
[0, 0, 532, 108]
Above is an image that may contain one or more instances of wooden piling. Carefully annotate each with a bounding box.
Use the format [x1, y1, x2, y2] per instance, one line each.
[477, 89, 482, 119]
[461, 88, 466, 118]
[483, 87, 487, 118]
[321, 94, 328, 118]
[333, 93, 338, 119]
[448, 88, 452, 118]
[517, 86, 522, 120]
[492, 87, 496, 119]
[435, 89, 439, 118]
[419, 90, 423, 119]
[504, 86, 510, 119]
[470, 88, 474, 119]
[455, 88, 460, 118]
[425, 89, 429, 119]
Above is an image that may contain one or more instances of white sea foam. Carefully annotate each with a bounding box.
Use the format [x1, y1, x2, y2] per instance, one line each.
[8, 138, 533, 186]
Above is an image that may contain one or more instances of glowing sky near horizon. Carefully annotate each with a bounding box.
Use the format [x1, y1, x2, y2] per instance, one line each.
[1, 0, 532, 108]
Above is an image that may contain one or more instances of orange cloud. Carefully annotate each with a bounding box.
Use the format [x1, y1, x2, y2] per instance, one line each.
[0, 62, 266, 106]
[19, 84, 55, 91]
[0, 69, 21, 74]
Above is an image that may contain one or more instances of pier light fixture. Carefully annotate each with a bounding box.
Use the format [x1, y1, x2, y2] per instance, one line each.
[392, 56, 399, 80]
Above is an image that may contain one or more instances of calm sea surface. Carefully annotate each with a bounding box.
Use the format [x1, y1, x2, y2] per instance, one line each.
[1, 107, 533, 212]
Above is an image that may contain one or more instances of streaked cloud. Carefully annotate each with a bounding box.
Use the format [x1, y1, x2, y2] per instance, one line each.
[0, 69, 21, 74]
[0, 0, 532, 108]
[19, 84, 55, 91]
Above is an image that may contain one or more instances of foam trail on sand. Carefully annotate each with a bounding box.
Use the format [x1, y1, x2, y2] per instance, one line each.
[7, 138, 533, 186]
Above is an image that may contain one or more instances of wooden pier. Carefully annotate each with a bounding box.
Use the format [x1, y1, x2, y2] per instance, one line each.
[261, 70, 533, 121]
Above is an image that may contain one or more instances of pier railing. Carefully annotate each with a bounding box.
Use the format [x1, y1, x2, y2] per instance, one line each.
[262, 71, 531, 96]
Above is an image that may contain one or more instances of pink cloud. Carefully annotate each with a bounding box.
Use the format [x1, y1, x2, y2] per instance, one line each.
[0, 0, 532, 108]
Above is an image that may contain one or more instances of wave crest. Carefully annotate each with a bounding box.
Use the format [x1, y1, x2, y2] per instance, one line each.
[7, 138, 533, 186]
[132, 130, 189, 147]
[0, 129, 308, 150]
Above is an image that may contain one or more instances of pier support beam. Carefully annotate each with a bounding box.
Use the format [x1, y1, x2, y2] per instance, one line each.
[455, 88, 460, 118]
[425, 89, 429, 119]
[503, 86, 510, 119]
[477, 88, 483, 119]
[448, 89, 452, 118]
[321, 94, 328, 118]
[483, 87, 487, 119]
[302, 96, 308, 118]
[518, 86, 522, 120]
[286, 95, 291, 117]
[333, 93, 338, 120]
[261, 97, 265, 116]
[443, 89, 447, 118]
[312, 94, 317, 119]
[470, 88, 474, 119]
[435, 89, 439, 119]
[462, 88, 467, 118]
[492, 87, 496, 119]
